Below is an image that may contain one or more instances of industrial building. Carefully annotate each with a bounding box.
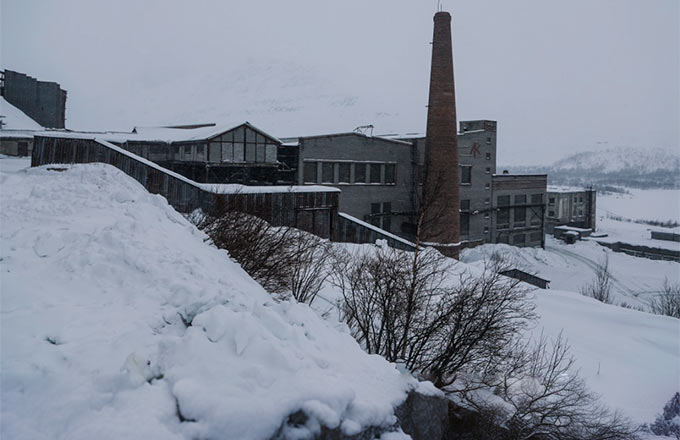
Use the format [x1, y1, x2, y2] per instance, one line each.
[545, 186, 597, 233]
[3, 11, 550, 251]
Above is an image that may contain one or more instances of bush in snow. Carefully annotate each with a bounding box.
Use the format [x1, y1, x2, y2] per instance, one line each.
[649, 278, 680, 319]
[647, 392, 680, 438]
[457, 332, 639, 440]
[193, 200, 330, 305]
[331, 245, 535, 388]
[580, 254, 614, 304]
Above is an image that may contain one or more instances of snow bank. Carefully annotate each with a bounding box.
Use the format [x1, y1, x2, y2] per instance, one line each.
[0, 161, 417, 439]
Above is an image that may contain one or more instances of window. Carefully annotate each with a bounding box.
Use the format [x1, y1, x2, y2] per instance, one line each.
[513, 234, 526, 245]
[548, 210, 555, 217]
[549, 197, 555, 205]
[322, 162, 334, 183]
[485, 167, 491, 174]
[497, 195, 510, 207]
[514, 207, 526, 226]
[304, 161, 318, 183]
[368, 202, 392, 231]
[514, 195, 527, 204]
[484, 227, 489, 234]
[245, 143, 256, 162]
[485, 152, 491, 160]
[497, 208, 510, 229]
[385, 163, 396, 184]
[460, 199, 470, 211]
[530, 231, 543, 242]
[338, 163, 351, 183]
[530, 209, 542, 225]
[485, 183, 490, 190]
[184, 145, 192, 161]
[484, 212, 490, 219]
[485, 197, 490, 205]
[355, 163, 367, 183]
[531, 194, 543, 204]
[461, 166, 472, 184]
[369, 163, 381, 184]
[486, 137, 492, 144]
[460, 212, 470, 236]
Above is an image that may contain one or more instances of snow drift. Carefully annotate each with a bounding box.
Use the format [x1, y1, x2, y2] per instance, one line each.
[0, 162, 423, 440]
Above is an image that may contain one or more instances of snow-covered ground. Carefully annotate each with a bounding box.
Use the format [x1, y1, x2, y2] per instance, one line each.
[0, 159, 424, 439]
[598, 188, 680, 225]
[2, 156, 678, 436]
[462, 237, 679, 309]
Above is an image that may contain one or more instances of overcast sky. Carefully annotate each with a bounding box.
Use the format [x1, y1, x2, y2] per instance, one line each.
[2, 0, 678, 165]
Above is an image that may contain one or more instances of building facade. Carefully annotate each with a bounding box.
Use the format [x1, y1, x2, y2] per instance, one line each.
[492, 174, 547, 248]
[545, 187, 597, 233]
[1, 70, 67, 129]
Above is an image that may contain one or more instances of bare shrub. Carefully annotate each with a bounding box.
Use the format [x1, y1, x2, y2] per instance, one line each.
[646, 392, 680, 438]
[458, 332, 639, 440]
[331, 246, 535, 387]
[649, 278, 680, 319]
[193, 199, 330, 305]
[580, 254, 613, 304]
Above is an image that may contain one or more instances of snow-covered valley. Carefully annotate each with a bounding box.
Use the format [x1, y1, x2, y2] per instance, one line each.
[1, 157, 678, 438]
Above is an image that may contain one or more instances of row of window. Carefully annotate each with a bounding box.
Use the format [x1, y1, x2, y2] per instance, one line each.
[497, 231, 543, 245]
[548, 195, 585, 205]
[497, 194, 544, 206]
[496, 207, 543, 229]
[304, 161, 396, 185]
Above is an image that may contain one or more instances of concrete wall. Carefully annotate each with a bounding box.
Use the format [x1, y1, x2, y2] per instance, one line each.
[2, 70, 66, 129]
[297, 133, 415, 235]
[491, 174, 547, 247]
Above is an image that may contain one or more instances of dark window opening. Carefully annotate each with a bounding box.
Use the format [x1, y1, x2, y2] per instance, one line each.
[385, 163, 396, 184]
[322, 162, 334, 183]
[338, 163, 351, 183]
[369, 163, 381, 183]
[355, 163, 366, 183]
[304, 162, 318, 183]
[461, 166, 472, 184]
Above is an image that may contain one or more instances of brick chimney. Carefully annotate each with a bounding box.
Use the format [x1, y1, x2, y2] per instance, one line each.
[422, 11, 460, 258]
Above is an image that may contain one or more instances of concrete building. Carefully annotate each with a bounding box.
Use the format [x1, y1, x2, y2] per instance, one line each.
[1, 70, 67, 129]
[492, 173, 547, 248]
[545, 186, 596, 233]
[282, 132, 414, 234]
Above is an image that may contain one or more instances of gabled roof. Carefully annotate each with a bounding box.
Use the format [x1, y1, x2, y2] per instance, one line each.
[123, 121, 282, 144]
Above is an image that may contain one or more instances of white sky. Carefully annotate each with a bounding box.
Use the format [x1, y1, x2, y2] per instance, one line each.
[1, 0, 678, 165]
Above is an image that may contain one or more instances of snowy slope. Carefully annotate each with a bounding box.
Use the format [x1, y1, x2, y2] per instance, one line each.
[0, 160, 422, 440]
[532, 290, 679, 425]
[0, 96, 43, 130]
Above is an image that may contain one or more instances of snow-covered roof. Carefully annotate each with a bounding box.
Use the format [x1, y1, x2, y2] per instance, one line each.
[29, 121, 282, 145]
[0, 96, 43, 131]
[290, 131, 413, 146]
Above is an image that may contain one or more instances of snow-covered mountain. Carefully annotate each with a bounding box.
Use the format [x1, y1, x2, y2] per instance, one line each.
[506, 146, 680, 189]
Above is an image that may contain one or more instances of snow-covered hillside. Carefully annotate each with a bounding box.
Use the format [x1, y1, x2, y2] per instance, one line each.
[0, 160, 424, 440]
[551, 147, 679, 174]
[506, 146, 680, 189]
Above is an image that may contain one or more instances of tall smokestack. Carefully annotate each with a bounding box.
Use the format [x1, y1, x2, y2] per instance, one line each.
[422, 11, 460, 258]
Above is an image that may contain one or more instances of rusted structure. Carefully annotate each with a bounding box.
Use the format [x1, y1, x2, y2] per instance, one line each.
[32, 134, 338, 238]
[422, 11, 460, 258]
